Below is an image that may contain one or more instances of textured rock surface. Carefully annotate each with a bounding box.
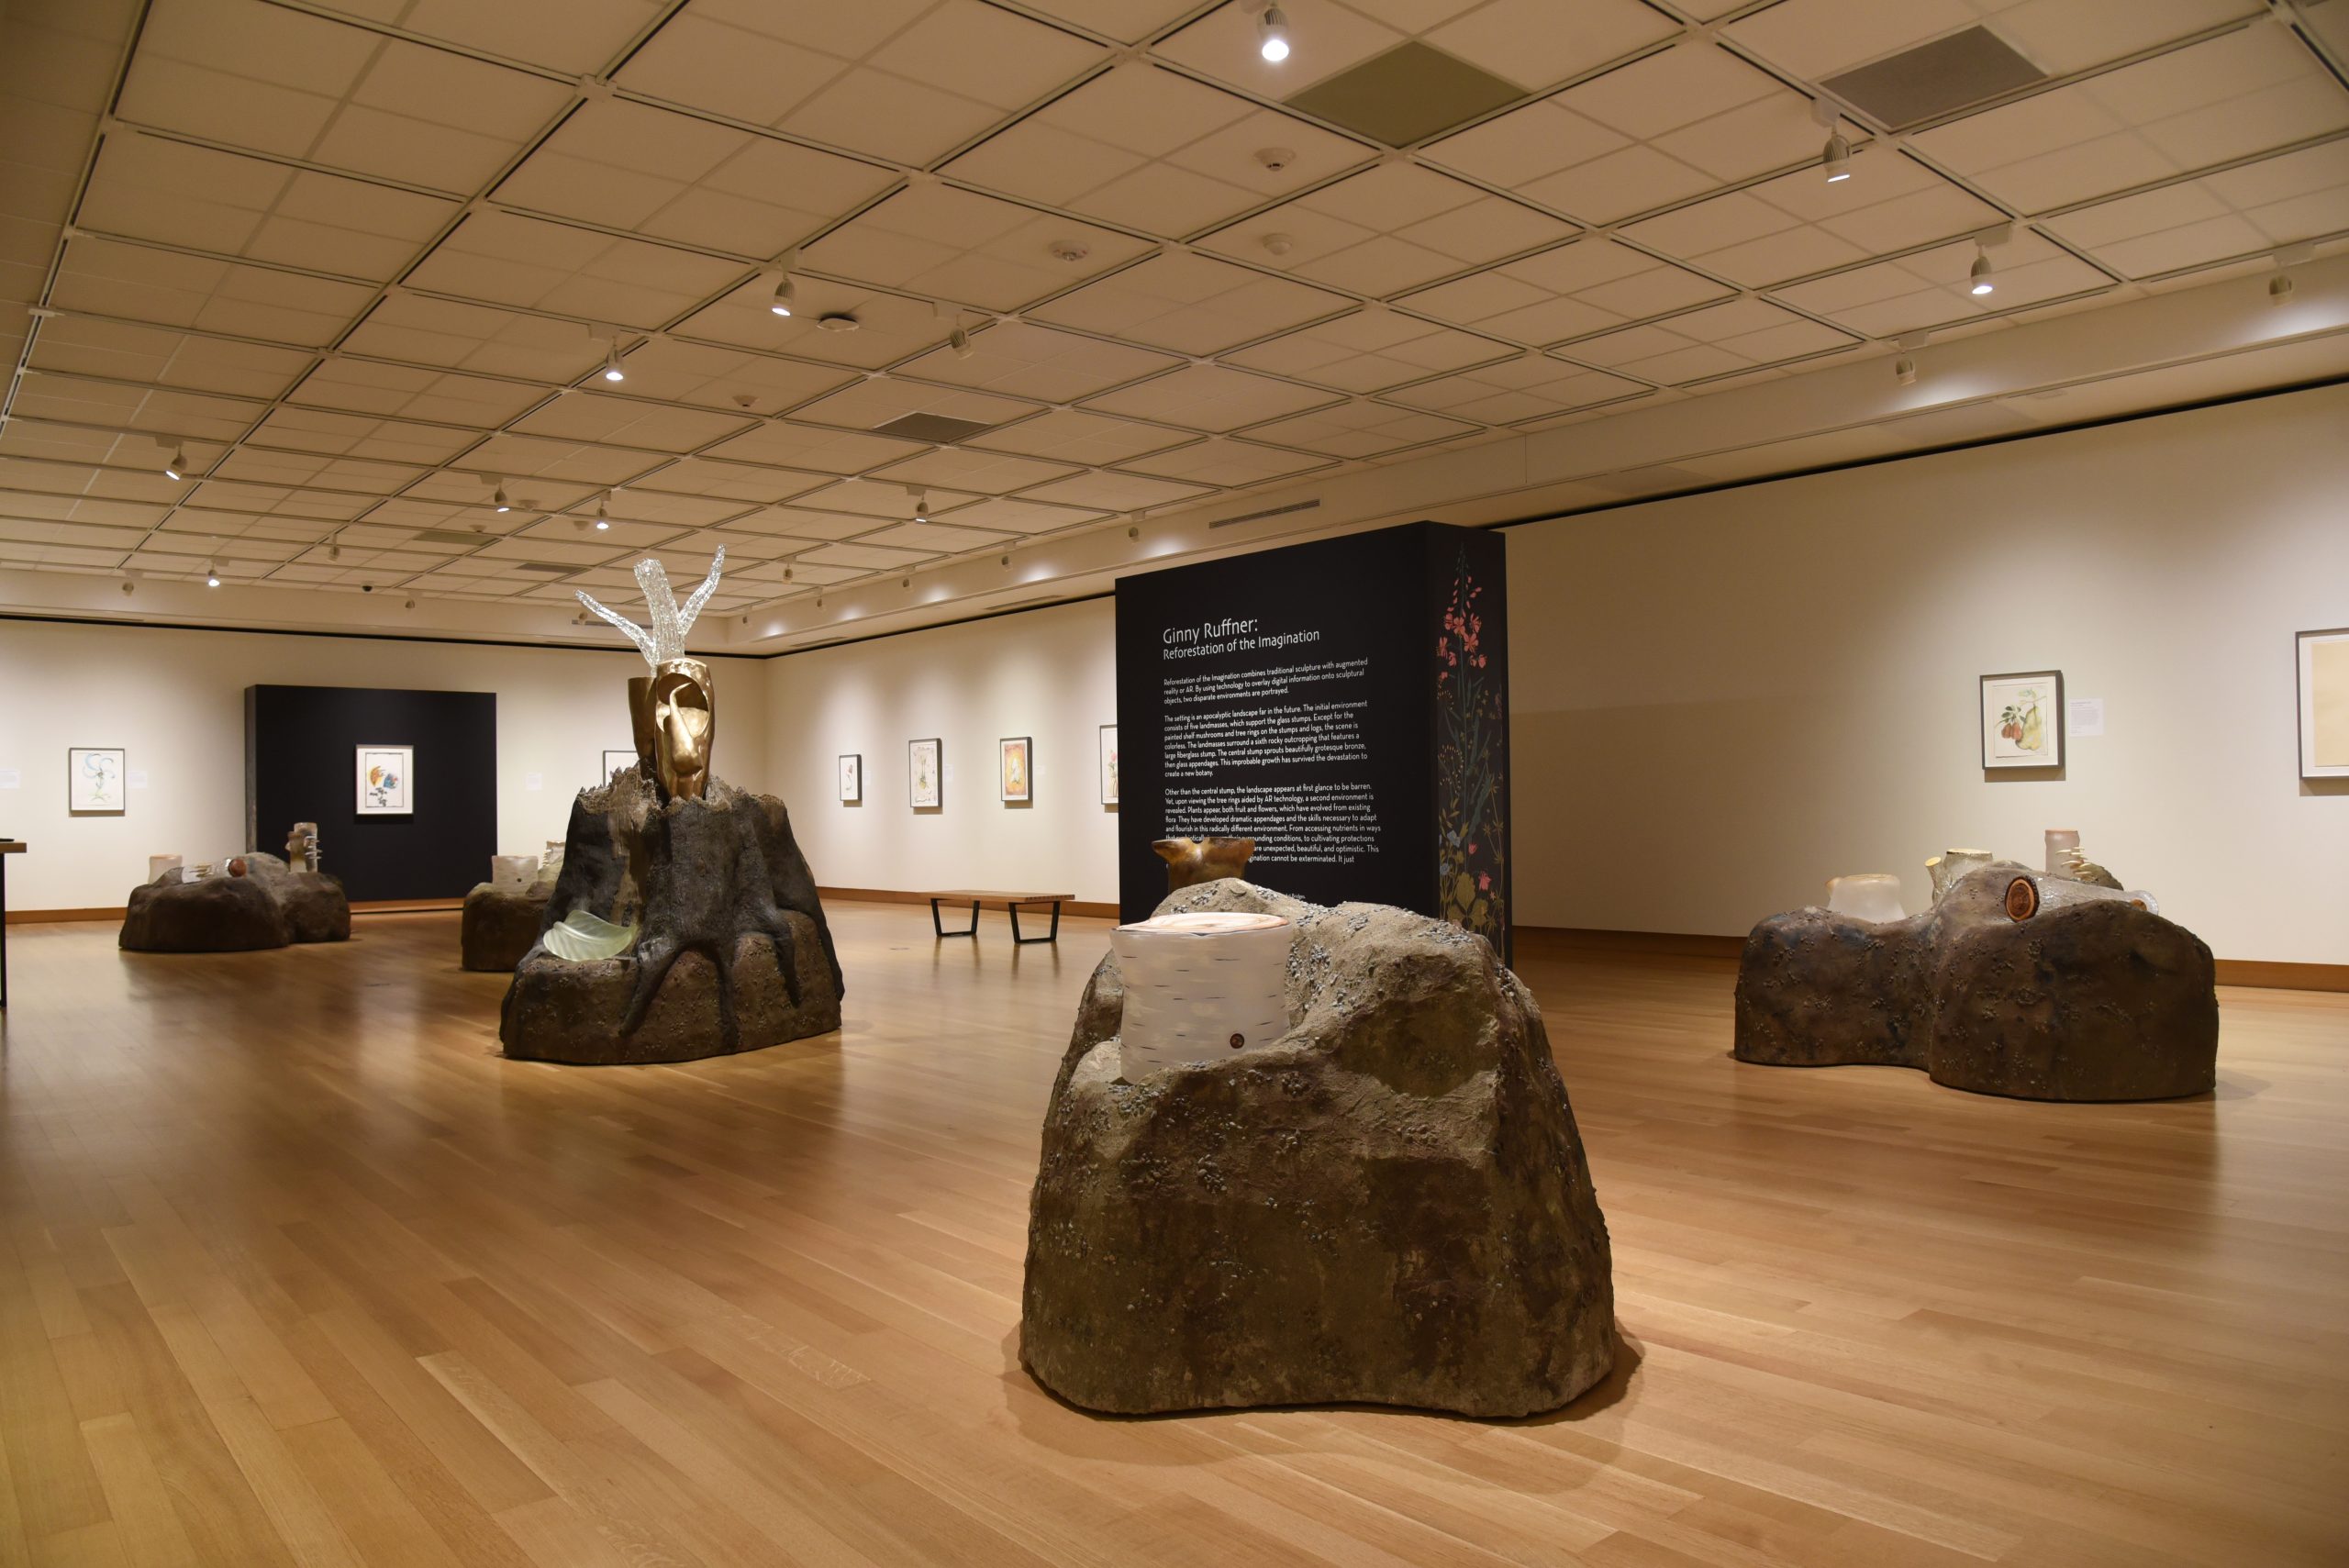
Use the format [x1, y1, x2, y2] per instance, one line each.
[1023, 880, 1613, 1418]
[461, 883, 548, 972]
[499, 771, 842, 1063]
[119, 855, 348, 951]
[1735, 864, 2216, 1101]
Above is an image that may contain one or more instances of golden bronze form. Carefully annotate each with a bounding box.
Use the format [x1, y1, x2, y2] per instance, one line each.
[626, 676, 656, 770]
[575, 547, 726, 799]
[650, 657, 714, 801]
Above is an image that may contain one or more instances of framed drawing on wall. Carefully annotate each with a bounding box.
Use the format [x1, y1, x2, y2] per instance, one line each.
[1000, 737, 1031, 803]
[839, 753, 862, 803]
[1979, 672, 2063, 770]
[600, 749, 636, 785]
[2299, 627, 2349, 778]
[356, 744, 414, 815]
[67, 747, 126, 814]
[909, 738, 941, 809]
[1099, 724, 1119, 806]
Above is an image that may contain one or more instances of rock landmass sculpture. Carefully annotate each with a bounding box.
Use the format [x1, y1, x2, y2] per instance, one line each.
[1735, 862, 2216, 1100]
[498, 549, 843, 1063]
[1022, 880, 1614, 1418]
[120, 852, 348, 951]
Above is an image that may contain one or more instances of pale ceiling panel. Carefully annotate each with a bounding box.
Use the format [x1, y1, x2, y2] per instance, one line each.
[50, 235, 374, 347]
[1116, 436, 1331, 484]
[1028, 250, 1351, 353]
[509, 390, 761, 451]
[25, 318, 313, 402]
[603, 337, 858, 416]
[1223, 306, 1515, 392]
[313, 0, 669, 74]
[340, 294, 607, 383]
[870, 448, 1083, 494]
[1770, 231, 2113, 337]
[1199, 161, 1575, 296]
[287, 359, 547, 428]
[894, 321, 1183, 403]
[1080, 361, 1340, 430]
[1017, 469, 1213, 510]
[800, 184, 1154, 314]
[1383, 351, 1650, 422]
[1238, 400, 1478, 456]
[1397, 235, 1732, 344]
[1561, 297, 1858, 384]
[701, 421, 934, 474]
[672, 277, 956, 370]
[965, 407, 1192, 463]
[2041, 139, 2349, 275]
[403, 210, 746, 328]
[632, 456, 834, 505]
[785, 379, 1046, 435]
[1726, 0, 2264, 85]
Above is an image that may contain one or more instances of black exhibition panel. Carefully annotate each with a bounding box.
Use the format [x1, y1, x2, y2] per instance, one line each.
[1114, 520, 1510, 961]
[244, 684, 497, 902]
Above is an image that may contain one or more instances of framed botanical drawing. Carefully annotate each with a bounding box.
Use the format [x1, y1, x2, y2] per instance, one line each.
[600, 749, 636, 784]
[908, 738, 941, 809]
[839, 752, 863, 803]
[1979, 672, 2063, 770]
[356, 743, 414, 815]
[67, 747, 126, 814]
[1000, 736, 1031, 803]
[2299, 627, 2349, 778]
[1099, 723, 1119, 806]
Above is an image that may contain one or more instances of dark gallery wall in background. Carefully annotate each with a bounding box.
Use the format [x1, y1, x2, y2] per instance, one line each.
[245, 684, 497, 901]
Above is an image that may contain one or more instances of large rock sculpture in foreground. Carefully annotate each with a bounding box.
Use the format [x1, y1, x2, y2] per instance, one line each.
[499, 769, 841, 1064]
[1022, 880, 1613, 1418]
[120, 853, 349, 952]
[1735, 863, 2216, 1100]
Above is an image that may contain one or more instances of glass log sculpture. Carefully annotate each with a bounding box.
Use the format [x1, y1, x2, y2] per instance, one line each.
[577, 549, 724, 801]
[1824, 873, 1905, 923]
[1110, 911, 1292, 1079]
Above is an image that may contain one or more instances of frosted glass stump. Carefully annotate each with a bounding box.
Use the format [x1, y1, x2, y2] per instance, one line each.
[1113, 912, 1292, 1080]
[1825, 873, 1905, 923]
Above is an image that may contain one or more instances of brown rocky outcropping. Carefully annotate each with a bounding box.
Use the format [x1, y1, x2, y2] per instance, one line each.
[1734, 863, 2217, 1100]
[1021, 879, 1614, 1418]
[460, 881, 549, 972]
[119, 853, 347, 951]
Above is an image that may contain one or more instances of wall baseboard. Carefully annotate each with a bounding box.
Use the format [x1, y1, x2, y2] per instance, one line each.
[7, 898, 463, 924]
[818, 886, 1119, 920]
[1514, 925, 2348, 993]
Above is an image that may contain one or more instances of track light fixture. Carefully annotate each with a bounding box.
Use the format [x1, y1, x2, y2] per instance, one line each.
[1821, 132, 1852, 183]
[594, 495, 610, 530]
[602, 342, 624, 382]
[913, 490, 930, 524]
[493, 480, 511, 513]
[1259, 3, 1289, 61]
[1894, 354, 1917, 385]
[950, 323, 972, 357]
[328, 540, 342, 562]
[770, 266, 796, 317]
[205, 562, 220, 587]
[784, 564, 794, 582]
[1969, 242, 1995, 295]
[164, 446, 187, 481]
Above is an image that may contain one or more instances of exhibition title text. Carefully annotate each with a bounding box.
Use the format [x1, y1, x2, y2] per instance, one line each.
[1161, 618, 1323, 660]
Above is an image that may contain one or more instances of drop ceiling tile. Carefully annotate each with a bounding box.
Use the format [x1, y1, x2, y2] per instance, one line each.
[115, 0, 378, 162]
[633, 457, 832, 506]
[595, 338, 857, 416]
[1080, 362, 1339, 430]
[240, 406, 469, 466]
[785, 379, 1044, 435]
[510, 391, 760, 450]
[2042, 139, 2349, 275]
[1383, 351, 1648, 421]
[446, 431, 665, 489]
[310, 39, 576, 193]
[341, 294, 607, 384]
[404, 210, 745, 328]
[705, 505, 872, 540]
[943, 63, 1369, 239]
[1222, 306, 1514, 391]
[859, 517, 1016, 551]
[800, 539, 938, 569]
[1726, 0, 2263, 85]
[618, 0, 1105, 166]
[1017, 470, 1213, 510]
[1116, 436, 1331, 484]
[965, 407, 1191, 463]
[25, 319, 313, 401]
[493, 99, 896, 259]
[1028, 250, 1351, 353]
[796, 476, 980, 518]
[701, 420, 933, 473]
[940, 495, 1107, 533]
[870, 448, 1080, 493]
[894, 320, 1181, 402]
[1769, 231, 2111, 336]
[672, 277, 956, 370]
[11, 372, 265, 443]
[1012, 0, 1202, 42]
[1909, 24, 2349, 212]
[1200, 161, 1575, 295]
[1428, 0, 1680, 92]
[1397, 235, 1732, 343]
[50, 235, 375, 347]
[1239, 400, 1476, 456]
[1153, 1, 1408, 103]
[327, 0, 669, 75]
[802, 185, 1154, 314]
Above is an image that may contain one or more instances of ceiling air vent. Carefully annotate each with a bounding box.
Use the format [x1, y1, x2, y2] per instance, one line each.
[874, 412, 999, 444]
[410, 528, 480, 545]
[1822, 27, 2046, 128]
[1286, 41, 1524, 146]
[1208, 498, 1320, 528]
[513, 562, 575, 575]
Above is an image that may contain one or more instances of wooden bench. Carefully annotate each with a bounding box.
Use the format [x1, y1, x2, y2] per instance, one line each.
[923, 889, 1074, 945]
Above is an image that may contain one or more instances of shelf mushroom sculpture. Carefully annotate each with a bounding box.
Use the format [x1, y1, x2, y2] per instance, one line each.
[576, 548, 724, 800]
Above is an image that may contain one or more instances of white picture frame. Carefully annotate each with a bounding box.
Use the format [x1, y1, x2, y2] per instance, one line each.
[1979, 671, 2063, 771]
[1099, 724, 1119, 806]
[839, 752, 862, 803]
[999, 736, 1031, 803]
[909, 738, 941, 809]
[2299, 627, 2349, 779]
[67, 747, 126, 814]
[356, 743, 414, 815]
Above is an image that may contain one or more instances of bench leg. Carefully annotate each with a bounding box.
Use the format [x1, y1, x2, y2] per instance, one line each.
[1010, 900, 1061, 944]
[932, 898, 978, 939]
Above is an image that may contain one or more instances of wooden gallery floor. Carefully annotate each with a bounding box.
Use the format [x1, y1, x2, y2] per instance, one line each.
[0, 906, 2343, 1568]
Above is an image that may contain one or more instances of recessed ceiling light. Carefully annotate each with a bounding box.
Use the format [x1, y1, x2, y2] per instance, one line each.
[1260, 3, 1290, 62]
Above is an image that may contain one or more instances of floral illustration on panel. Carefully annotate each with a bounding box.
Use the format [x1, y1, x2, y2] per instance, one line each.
[1435, 548, 1504, 947]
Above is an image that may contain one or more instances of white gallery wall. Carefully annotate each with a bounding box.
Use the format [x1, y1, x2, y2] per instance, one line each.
[763, 599, 1119, 905]
[0, 618, 768, 911]
[1509, 381, 2349, 964]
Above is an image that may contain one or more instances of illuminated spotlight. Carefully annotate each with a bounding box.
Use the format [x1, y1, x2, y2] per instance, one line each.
[164, 446, 187, 480]
[602, 342, 625, 382]
[1969, 243, 1995, 295]
[1260, 3, 1289, 61]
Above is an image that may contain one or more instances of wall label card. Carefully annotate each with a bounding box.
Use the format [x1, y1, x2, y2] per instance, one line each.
[128, 770, 150, 790]
[525, 772, 544, 792]
[2067, 696, 2105, 737]
[0, 768, 18, 789]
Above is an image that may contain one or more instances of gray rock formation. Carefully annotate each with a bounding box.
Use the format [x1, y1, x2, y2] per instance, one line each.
[498, 771, 842, 1064]
[1022, 880, 1614, 1418]
[461, 882, 548, 972]
[119, 854, 348, 952]
[1735, 862, 2216, 1100]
